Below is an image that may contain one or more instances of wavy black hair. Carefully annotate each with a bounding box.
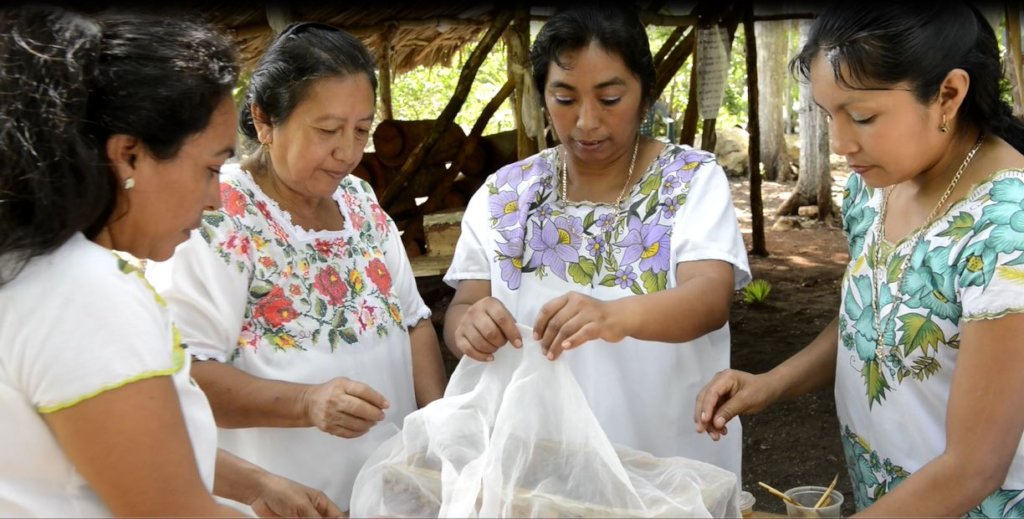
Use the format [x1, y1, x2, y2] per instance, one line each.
[791, 1, 1024, 153]
[0, 5, 238, 284]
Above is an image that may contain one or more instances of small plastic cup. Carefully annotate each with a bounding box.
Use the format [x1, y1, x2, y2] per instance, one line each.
[784, 485, 843, 518]
[739, 490, 756, 517]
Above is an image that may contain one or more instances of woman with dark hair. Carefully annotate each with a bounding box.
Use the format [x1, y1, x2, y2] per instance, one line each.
[148, 22, 447, 511]
[0, 6, 340, 517]
[442, 4, 750, 477]
[696, 2, 1024, 515]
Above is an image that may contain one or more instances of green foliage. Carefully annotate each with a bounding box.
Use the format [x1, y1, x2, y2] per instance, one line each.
[741, 278, 772, 304]
[389, 39, 515, 135]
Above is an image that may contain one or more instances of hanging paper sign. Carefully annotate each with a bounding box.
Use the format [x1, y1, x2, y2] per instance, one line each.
[696, 25, 730, 120]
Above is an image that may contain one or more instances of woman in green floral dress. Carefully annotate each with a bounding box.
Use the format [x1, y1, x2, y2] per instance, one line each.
[695, 3, 1024, 516]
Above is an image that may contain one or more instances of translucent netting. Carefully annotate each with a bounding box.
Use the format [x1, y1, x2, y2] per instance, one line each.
[351, 324, 739, 518]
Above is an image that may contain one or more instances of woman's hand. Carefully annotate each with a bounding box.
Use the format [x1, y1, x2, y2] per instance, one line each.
[249, 473, 343, 518]
[532, 292, 626, 360]
[694, 369, 777, 440]
[302, 377, 390, 438]
[450, 296, 522, 362]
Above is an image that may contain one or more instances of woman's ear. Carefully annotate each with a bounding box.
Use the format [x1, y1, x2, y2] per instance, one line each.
[251, 103, 274, 145]
[938, 68, 970, 121]
[105, 134, 142, 182]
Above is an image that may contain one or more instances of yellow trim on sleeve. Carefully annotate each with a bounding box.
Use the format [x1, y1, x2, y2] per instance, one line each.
[38, 325, 187, 414]
[962, 307, 1024, 322]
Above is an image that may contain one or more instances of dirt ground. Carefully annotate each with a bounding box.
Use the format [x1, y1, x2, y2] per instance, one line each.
[419, 171, 855, 516]
[730, 173, 855, 516]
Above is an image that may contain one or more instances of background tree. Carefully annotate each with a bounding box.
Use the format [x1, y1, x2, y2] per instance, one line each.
[754, 19, 794, 182]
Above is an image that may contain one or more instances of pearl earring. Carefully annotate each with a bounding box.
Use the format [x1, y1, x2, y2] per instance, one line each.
[123, 177, 135, 190]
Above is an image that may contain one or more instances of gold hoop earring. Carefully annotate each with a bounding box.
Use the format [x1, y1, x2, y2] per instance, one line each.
[123, 177, 135, 190]
[939, 114, 949, 133]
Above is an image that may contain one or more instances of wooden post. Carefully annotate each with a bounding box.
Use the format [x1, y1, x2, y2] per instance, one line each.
[379, 23, 396, 121]
[744, 4, 768, 256]
[506, 6, 536, 159]
[653, 26, 686, 68]
[679, 51, 700, 146]
[419, 79, 516, 216]
[379, 10, 514, 209]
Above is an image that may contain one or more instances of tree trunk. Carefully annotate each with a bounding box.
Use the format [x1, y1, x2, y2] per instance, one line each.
[745, 6, 768, 257]
[777, 19, 833, 223]
[755, 19, 794, 182]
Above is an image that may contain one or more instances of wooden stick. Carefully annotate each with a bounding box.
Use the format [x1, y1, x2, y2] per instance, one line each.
[757, 481, 800, 506]
[813, 474, 839, 509]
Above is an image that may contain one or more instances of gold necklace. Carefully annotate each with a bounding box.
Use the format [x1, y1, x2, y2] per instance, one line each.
[871, 133, 984, 359]
[560, 134, 641, 210]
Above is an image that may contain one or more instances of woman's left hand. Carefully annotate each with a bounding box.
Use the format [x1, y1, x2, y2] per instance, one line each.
[249, 473, 344, 518]
[533, 292, 625, 360]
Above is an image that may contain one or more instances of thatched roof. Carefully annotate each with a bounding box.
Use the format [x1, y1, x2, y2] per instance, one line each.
[203, 3, 498, 74]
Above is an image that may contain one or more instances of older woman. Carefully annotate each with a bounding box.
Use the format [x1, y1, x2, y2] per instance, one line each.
[148, 22, 447, 510]
[443, 5, 750, 477]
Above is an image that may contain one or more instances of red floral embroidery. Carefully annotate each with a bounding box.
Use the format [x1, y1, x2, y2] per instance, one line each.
[314, 239, 334, 258]
[366, 258, 392, 295]
[222, 184, 248, 217]
[254, 286, 298, 328]
[314, 266, 348, 305]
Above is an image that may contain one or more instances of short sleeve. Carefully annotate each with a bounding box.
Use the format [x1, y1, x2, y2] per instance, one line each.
[1, 243, 183, 413]
[358, 181, 431, 327]
[147, 229, 250, 363]
[443, 179, 494, 288]
[955, 175, 1024, 321]
[670, 161, 751, 289]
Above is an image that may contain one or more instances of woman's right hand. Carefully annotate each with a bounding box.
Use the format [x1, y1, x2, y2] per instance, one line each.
[694, 370, 777, 441]
[302, 377, 390, 439]
[452, 296, 522, 362]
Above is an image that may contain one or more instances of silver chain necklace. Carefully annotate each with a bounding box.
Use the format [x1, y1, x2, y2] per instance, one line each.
[871, 134, 984, 359]
[560, 134, 641, 212]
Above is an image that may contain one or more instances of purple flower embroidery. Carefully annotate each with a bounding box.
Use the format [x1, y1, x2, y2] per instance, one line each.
[615, 216, 671, 273]
[586, 235, 607, 257]
[527, 215, 582, 281]
[490, 190, 522, 228]
[661, 174, 682, 194]
[537, 203, 554, 220]
[596, 212, 616, 232]
[615, 265, 637, 289]
[496, 228, 525, 289]
[665, 149, 711, 183]
[495, 157, 555, 190]
[662, 196, 681, 218]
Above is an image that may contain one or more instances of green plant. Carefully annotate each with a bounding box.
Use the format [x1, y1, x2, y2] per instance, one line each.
[742, 279, 772, 305]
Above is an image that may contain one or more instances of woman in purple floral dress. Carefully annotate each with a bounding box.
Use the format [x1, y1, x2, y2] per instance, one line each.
[443, 5, 750, 477]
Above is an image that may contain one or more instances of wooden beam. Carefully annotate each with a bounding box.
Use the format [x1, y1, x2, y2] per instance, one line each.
[1006, 4, 1024, 116]
[653, 26, 686, 69]
[744, 3, 768, 256]
[752, 13, 816, 22]
[379, 23, 396, 121]
[653, 28, 695, 100]
[379, 9, 514, 209]
[680, 54, 700, 146]
[419, 79, 516, 216]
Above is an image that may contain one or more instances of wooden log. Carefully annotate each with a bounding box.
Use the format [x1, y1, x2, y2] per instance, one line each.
[679, 48, 700, 146]
[653, 26, 686, 68]
[379, 10, 514, 209]
[506, 6, 536, 160]
[475, 130, 519, 178]
[372, 119, 467, 167]
[379, 23, 397, 121]
[653, 28, 695, 101]
[351, 153, 389, 192]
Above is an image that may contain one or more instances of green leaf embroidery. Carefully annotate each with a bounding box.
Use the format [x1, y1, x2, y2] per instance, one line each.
[886, 251, 904, 284]
[644, 194, 659, 219]
[639, 172, 661, 196]
[313, 298, 327, 318]
[249, 280, 273, 299]
[331, 310, 347, 328]
[937, 212, 975, 241]
[640, 270, 668, 294]
[204, 213, 226, 227]
[910, 356, 941, 381]
[327, 329, 340, 351]
[568, 262, 592, 286]
[897, 313, 945, 356]
[340, 327, 359, 344]
[598, 274, 618, 287]
[862, 359, 890, 408]
[583, 210, 596, 231]
[311, 328, 321, 345]
[629, 282, 644, 295]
